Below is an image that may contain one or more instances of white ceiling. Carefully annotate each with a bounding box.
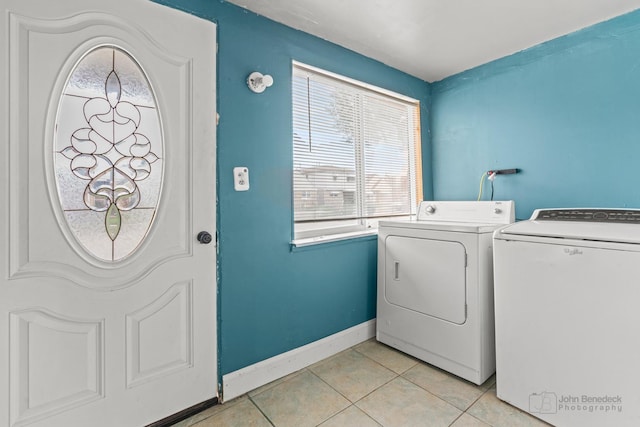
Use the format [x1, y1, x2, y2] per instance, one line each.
[225, 0, 640, 82]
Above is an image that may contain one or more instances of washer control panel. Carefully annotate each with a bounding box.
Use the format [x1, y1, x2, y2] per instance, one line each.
[533, 209, 640, 223]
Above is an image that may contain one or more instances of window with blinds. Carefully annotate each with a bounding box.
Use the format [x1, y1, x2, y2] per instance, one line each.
[292, 61, 422, 241]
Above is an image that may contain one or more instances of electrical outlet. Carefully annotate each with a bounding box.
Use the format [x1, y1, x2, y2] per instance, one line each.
[233, 167, 249, 191]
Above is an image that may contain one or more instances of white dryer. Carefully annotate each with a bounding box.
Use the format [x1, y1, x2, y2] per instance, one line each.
[377, 200, 515, 385]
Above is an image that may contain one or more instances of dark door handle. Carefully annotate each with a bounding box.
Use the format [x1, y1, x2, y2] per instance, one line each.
[197, 231, 213, 244]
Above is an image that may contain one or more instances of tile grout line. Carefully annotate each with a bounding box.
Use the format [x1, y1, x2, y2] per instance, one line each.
[305, 368, 369, 405]
[397, 367, 474, 409]
[459, 387, 498, 427]
[247, 394, 277, 427]
[246, 367, 316, 427]
[306, 360, 399, 424]
[447, 412, 466, 427]
[352, 342, 420, 376]
[173, 395, 249, 427]
[364, 341, 498, 415]
[269, 343, 494, 427]
[227, 343, 496, 427]
[376, 347, 499, 422]
[309, 346, 402, 401]
[312, 404, 383, 427]
[352, 343, 473, 423]
[238, 368, 309, 427]
[446, 387, 497, 427]
[178, 340, 502, 427]
[248, 367, 310, 399]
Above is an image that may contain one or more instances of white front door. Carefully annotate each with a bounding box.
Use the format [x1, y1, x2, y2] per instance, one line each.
[0, 1, 217, 426]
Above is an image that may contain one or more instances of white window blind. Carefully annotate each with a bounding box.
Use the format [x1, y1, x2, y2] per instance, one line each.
[292, 62, 422, 241]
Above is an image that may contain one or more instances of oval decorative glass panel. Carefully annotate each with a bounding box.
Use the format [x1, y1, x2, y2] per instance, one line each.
[54, 46, 163, 262]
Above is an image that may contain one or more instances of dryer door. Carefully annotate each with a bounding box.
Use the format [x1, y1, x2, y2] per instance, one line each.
[385, 236, 467, 324]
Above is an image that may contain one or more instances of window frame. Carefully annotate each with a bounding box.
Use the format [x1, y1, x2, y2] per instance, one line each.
[291, 61, 422, 246]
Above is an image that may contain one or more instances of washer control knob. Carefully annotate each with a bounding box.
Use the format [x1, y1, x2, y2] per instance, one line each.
[494, 208, 502, 214]
[425, 205, 436, 214]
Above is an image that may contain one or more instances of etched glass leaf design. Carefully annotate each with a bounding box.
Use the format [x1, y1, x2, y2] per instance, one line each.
[54, 46, 163, 262]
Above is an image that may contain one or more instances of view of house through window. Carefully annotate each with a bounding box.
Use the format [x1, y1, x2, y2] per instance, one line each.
[292, 61, 422, 241]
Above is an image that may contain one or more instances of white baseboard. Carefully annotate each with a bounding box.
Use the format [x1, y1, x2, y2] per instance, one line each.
[221, 319, 376, 402]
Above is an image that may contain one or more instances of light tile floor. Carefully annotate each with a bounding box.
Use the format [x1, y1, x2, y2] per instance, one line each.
[172, 339, 549, 427]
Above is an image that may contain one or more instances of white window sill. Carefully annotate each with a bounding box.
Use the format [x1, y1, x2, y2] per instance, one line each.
[291, 229, 377, 248]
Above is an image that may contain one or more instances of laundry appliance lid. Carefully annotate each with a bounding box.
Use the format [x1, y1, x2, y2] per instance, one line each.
[379, 219, 506, 234]
[495, 208, 640, 245]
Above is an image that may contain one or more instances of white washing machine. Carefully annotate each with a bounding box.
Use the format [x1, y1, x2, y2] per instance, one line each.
[377, 200, 515, 385]
[493, 208, 640, 427]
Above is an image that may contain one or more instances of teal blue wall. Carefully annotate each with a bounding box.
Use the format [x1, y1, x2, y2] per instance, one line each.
[431, 10, 640, 220]
[154, 0, 432, 375]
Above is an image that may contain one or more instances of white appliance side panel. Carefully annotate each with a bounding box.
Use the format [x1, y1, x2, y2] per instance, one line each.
[385, 236, 466, 325]
[494, 239, 640, 427]
[477, 232, 496, 379]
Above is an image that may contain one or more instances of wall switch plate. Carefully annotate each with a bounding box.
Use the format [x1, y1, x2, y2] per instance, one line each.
[233, 167, 249, 191]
